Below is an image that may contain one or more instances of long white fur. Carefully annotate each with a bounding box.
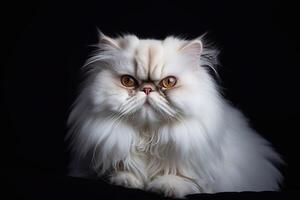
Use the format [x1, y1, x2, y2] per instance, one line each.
[67, 33, 283, 198]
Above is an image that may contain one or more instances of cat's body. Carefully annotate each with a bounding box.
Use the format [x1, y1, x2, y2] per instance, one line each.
[67, 33, 283, 198]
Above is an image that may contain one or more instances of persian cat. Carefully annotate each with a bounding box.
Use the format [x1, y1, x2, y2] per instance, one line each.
[67, 32, 283, 198]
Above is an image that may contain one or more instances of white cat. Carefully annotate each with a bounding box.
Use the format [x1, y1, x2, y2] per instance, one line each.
[67, 32, 283, 198]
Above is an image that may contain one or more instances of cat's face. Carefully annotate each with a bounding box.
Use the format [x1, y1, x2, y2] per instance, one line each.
[88, 34, 214, 128]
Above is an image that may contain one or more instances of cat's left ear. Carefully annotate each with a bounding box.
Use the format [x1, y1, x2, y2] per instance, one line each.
[179, 39, 203, 58]
[97, 29, 121, 50]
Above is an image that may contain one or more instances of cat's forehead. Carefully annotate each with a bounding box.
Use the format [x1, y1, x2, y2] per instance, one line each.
[120, 37, 186, 81]
[134, 40, 165, 80]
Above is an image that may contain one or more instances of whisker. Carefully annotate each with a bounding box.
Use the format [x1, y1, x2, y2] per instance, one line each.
[154, 100, 176, 117]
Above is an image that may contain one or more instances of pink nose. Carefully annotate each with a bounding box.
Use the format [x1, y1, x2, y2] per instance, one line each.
[142, 87, 152, 95]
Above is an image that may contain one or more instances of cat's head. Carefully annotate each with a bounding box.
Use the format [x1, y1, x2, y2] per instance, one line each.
[81, 32, 219, 129]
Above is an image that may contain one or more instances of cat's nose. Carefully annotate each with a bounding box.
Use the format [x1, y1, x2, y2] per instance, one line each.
[142, 87, 152, 95]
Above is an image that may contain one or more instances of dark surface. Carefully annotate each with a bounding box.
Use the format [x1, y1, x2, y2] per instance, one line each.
[4, 0, 300, 199]
[14, 167, 299, 200]
[15, 172, 297, 200]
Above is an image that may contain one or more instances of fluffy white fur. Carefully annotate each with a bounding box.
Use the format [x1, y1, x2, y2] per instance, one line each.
[67, 32, 283, 198]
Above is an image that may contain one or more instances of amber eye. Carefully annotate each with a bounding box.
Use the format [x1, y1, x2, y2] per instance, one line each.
[120, 75, 137, 87]
[159, 76, 177, 89]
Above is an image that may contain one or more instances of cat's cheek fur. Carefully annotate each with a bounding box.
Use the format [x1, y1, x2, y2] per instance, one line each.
[165, 68, 216, 118]
[90, 70, 130, 112]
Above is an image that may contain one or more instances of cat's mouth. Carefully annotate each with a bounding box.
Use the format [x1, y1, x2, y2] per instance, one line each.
[144, 98, 151, 106]
[141, 97, 155, 111]
[144, 97, 156, 109]
[142, 97, 164, 115]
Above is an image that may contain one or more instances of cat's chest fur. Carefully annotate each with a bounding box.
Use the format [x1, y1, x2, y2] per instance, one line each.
[129, 129, 179, 179]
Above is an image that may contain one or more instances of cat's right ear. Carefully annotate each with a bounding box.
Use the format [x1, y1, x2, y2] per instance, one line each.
[97, 29, 121, 50]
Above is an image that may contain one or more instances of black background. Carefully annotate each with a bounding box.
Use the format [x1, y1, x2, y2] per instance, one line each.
[4, 0, 299, 199]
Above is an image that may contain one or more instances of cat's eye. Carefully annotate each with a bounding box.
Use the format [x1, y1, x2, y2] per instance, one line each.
[120, 75, 138, 87]
[159, 76, 177, 89]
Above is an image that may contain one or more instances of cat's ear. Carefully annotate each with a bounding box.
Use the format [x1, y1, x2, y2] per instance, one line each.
[179, 39, 203, 58]
[97, 30, 120, 50]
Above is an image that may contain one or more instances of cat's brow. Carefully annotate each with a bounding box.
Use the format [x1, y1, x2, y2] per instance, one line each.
[134, 41, 165, 81]
[149, 43, 165, 81]
[134, 45, 148, 80]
